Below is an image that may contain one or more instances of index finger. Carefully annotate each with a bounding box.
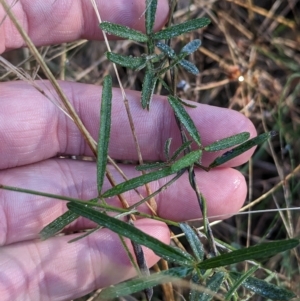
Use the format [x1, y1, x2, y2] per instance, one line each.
[0, 0, 169, 53]
[0, 81, 256, 170]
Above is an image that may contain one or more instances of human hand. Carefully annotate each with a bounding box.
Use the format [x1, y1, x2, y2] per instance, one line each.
[0, 1, 256, 300]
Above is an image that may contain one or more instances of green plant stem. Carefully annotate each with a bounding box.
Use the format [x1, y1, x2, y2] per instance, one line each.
[0, 184, 180, 227]
[163, 11, 218, 257]
[188, 167, 218, 257]
[127, 169, 185, 210]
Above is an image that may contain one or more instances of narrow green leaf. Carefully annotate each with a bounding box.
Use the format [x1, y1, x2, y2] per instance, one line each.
[141, 66, 157, 109]
[170, 140, 193, 161]
[106, 52, 146, 70]
[200, 272, 225, 301]
[103, 151, 199, 198]
[179, 59, 199, 75]
[198, 239, 299, 270]
[145, 0, 157, 35]
[100, 266, 193, 299]
[180, 223, 204, 262]
[190, 272, 202, 301]
[100, 21, 148, 42]
[230, 272, 296, 300]
[156, 41, 176, 58]
[102, 167, 172, 198]
[156, 41, 200, 74]
[40, 210, 79, 240]
[209, 131, 277, 168]
[67, 202, 194, 265]
[171, 150, 202, 172]
[135, 161, 167, 171]
[158, 52, 188, 75]
[177, 97, 197, 108]
[204, 132, 250, 152]
[153, 18, 210, 40]
[164, 138, 172, 161]
[40, 197, 101, 240]
[97, 75, 112, 194]
[126, 171, 185, 212]
[191, 272, 225, 301]
[180, 39, 202, 55]
[168, 95, 201, 145]
[129, 220, 152, 301]
[225, 266, 258, 300]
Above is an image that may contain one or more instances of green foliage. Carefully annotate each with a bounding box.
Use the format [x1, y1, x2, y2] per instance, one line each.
[90, 4, 295, 297]
[191, 272, 225, 301]
[99, 22, 148, 42]
[141, 66, 157, 109]
[97, 75, 112, 194]
[225, 266, 258, 299]
[153, 18, 211, 39]
[180, 223, 204, 262]
[170, 140, 193, 162]
[1, 0, 295, 300]
[168, 95, 201, 145]
[181, 39, 202, 54]
[197, 239, 299, 270]
[157, 41, 200, 74]
[204, 132, 250, 152]
[229, 272, 297, 300]
[209, 131, 277, 168]
[102, 150, 201, 198]
[145, 0, 157, 35]
[99, 266, 193, 299]
[67, 202, 195, 265]
[179, 59, 200, 75]
[106, 52, 147, 70]
[40, 210, 79, 240]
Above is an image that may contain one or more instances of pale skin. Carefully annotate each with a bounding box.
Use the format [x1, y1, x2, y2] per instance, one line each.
[0, 1, 257, 300]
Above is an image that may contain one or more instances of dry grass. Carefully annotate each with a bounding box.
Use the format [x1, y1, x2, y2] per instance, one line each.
[1, 0, 300, 300]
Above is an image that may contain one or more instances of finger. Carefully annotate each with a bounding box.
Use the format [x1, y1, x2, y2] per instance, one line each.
[0, 0, 169, 53]
[0, 81, 256, 170]
[0, 158, 246, 245]
[0, 219, 169, 301]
